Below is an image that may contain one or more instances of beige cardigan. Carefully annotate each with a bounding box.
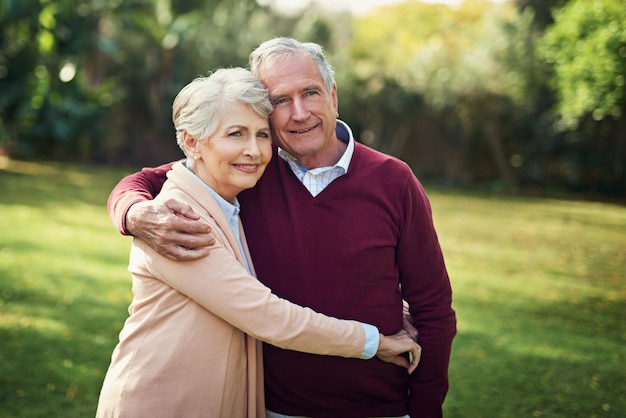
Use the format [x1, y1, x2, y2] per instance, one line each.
[96, 162, 367, 418]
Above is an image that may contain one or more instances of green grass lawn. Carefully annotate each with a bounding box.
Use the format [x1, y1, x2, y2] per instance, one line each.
[1, 160, 624, 417]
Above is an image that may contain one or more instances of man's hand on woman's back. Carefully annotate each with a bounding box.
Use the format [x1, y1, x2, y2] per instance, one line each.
[126, 198, 214, 261]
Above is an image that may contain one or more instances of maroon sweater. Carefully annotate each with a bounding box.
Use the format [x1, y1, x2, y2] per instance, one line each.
[108, 142, 456, 418]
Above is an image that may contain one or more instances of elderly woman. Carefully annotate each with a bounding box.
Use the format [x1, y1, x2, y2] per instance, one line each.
[96, 68, 420, 418]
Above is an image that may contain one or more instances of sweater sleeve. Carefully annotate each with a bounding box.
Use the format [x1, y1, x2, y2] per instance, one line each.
[132, 233, 368, 359]
[107, 161, 178, 235]
[399, 174, 457, 418]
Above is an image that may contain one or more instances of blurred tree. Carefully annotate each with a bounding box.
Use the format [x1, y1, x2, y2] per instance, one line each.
[346, 1, 539, 186]
[1, 0, 54, 157]
[539, 0, 625, 128]
[1, 0, 623, 195]
[0, 0, 277, 164]
[80, 0, 276, 164]
[511, 0, 568, 29]
[342, 2, 451, 178]
[539, 0, 626, 193]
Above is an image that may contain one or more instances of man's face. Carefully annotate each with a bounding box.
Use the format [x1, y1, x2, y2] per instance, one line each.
[259, 53, 339, 169]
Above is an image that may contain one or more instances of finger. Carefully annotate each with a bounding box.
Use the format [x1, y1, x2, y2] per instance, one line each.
[407, 346, 422, 375]
[166, 199, 201, 220]
[390, 355, 410, 371]
[185, 220, 212, 235]
[166, 234, 213, 251]
[169, 216, 212, 235]
[163, 245, 212, 261]
[403, 318, 419, 342]
[170, 230, 215, 248]
[407, 352, 418, 374]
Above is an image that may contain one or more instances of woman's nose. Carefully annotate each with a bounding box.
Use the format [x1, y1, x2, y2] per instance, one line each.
[243, 136, 261, 157]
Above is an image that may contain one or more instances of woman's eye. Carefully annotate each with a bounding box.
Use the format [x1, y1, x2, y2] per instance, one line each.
[229, 131, 242, 137]
[258, 132, 270, 139]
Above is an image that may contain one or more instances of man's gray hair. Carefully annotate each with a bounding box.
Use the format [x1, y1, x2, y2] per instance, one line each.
[249, 37, 335, 94]
[172, 67, 272, 169]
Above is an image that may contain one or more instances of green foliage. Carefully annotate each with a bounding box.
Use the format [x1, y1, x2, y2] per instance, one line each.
[341, 0, 625, 195]
[1, 0, 624, 195]
[512, 0, 569, 29]
[0, 0, 129, 159]
[539, 0, 626, 128]
[0, 161, 624, 417]
[0, 0, 274, 163]
[346, 2, 542, 186]
[350, 1, 534, 102]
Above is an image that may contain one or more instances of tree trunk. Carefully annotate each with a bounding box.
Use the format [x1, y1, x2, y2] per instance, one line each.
[484, 121, 517, 186]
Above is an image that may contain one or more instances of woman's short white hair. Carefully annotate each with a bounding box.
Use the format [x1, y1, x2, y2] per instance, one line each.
[172, 67, 272, 169]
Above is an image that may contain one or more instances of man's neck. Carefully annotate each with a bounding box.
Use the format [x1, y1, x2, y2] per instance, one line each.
[299, 137, 348, 169]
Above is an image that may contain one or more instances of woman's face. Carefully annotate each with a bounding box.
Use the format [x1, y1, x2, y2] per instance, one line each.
[186, 102, 272, 202]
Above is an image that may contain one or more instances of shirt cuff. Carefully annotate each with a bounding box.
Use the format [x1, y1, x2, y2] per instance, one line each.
[359, 323, 380, 359]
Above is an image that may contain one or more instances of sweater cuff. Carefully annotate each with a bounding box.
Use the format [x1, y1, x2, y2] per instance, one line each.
[359, 323, 379, 359]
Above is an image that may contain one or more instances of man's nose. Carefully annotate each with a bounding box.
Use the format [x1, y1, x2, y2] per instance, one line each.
[291, 98, 310, 121]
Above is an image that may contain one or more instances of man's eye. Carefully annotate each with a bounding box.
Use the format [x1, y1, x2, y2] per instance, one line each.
[273, 98, 287, 105]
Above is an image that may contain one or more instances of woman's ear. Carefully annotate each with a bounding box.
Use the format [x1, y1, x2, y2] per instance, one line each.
[183, 131, 199, 158]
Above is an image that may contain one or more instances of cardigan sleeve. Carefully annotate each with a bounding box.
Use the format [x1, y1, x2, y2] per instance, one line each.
[131, 233, 368, 359]
[398, 174, 457, 418]
[107, 161, 177, 235]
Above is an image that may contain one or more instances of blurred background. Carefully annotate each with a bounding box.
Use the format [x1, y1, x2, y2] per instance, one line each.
[1, 1, 625, 417]
[1, 0, 624, 198]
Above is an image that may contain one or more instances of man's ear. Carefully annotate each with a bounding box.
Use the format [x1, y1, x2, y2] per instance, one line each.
[331, 83, 339, 118]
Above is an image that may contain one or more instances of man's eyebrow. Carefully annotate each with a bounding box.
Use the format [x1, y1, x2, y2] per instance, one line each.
[303, 84, 322, 92]
[269, 93, 287, 102]
[271, 85, 323, 99]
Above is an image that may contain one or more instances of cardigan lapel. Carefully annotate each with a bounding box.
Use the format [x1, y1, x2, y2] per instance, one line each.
[165, 162, 248, 269]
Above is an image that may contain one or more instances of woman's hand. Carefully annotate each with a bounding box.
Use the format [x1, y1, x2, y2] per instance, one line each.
[376, 331, 422, 374]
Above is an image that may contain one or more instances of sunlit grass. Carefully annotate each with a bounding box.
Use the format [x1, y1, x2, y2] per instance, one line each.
[0, 160, 132, 418]
[430, 191, 626, 417]
[0, 160, 624, 417]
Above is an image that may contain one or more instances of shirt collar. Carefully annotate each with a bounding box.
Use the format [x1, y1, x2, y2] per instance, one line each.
[182, 162, 240, 219]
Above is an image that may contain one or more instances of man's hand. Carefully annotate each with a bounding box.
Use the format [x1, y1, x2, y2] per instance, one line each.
[376, 331, 422, 374]
[403, 301, 419, 342]
[126, 198, 214, 261]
